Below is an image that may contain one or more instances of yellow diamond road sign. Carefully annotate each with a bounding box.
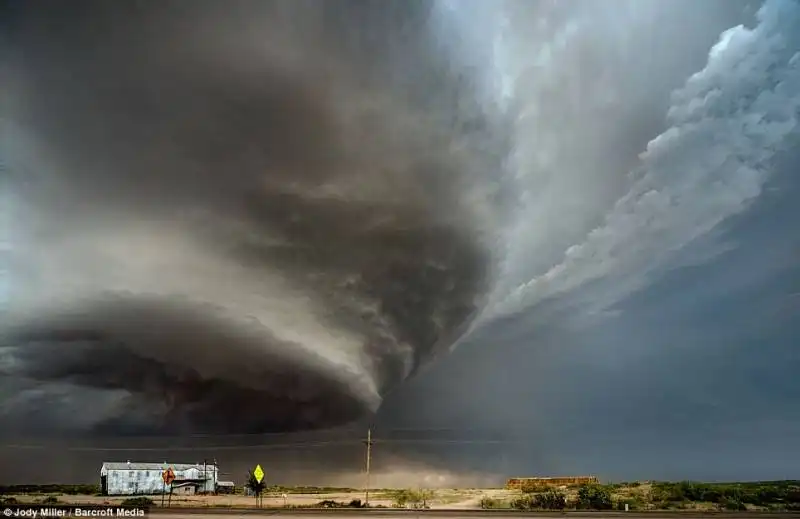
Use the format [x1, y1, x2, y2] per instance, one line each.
[253, 464, 264, 483]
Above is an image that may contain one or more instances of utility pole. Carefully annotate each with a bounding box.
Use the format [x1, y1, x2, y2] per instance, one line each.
[363, 428, 373, 507]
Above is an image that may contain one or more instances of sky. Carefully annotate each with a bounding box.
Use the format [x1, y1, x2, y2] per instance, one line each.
[379, 0, 800, 482]
[0, 0, 798, 484]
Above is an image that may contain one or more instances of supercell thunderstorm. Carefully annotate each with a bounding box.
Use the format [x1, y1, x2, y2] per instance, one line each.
[1, 0, 799, 436]
[0, 0, 508, 434]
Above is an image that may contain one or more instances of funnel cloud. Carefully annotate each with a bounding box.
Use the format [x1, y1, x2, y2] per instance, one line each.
[1, 0, 505, 435]
[2, 0, 800, 484]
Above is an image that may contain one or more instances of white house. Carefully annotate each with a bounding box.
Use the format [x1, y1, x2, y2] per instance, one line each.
[100, 461, 219, 496]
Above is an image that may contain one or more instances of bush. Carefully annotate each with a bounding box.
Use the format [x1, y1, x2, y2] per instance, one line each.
[617, 496, 646, 511]
[535, 490, 567, 510]
[41, 496, 59, 504]
[652, 481, 714, 503]
[576, 484, 613, 510]
[721, 498, 747, 511]
[649, 481, 800, 509]
[509, 491, 566, 511]
[479, 497, 499, 509]
[120, 497, 153, 507]
[511, 495, 535, 510]
[244, 470, 266, 497]
[391, 489, 432, 509]
[348, 499, 363, 508]
[0, 497, 18, 505]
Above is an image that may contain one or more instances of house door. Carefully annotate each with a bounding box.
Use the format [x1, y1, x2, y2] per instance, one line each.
[101, 476, 108, 495]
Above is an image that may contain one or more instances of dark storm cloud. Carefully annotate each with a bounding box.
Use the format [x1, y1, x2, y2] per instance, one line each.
[378, 0, 800, 481]
[2, 0, 800, 486]
[0, 0, 506, 436]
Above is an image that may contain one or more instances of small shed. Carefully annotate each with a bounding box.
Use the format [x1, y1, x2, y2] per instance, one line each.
[216, 481, 235, 494]
[172, 482, 200, 495]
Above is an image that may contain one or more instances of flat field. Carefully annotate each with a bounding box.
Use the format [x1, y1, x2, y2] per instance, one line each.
[1, 481, 799, 511]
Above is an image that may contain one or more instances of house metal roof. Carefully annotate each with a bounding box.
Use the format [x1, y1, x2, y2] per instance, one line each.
[101, 462, 218, 471]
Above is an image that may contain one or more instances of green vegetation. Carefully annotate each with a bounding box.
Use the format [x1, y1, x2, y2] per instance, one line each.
[478, 496, 507, 509]
[244, 469, 266, 496]
[511, 490, 568, 510]
[576, 484, 613, 510]
[266, 485, 358, 494]
[650, 480, 800, 511]
[388, 489, 435, 509]
[120, 497, 153, 507]
[480, 480, 800, 511]
[3, 479, 799, 512]
[313, 499, 365, 508]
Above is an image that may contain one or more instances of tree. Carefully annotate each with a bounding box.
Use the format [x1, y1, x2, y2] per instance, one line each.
[535, 490, 567, 510]
[245, 470, 266, 499]
[576, 484, 613, 510]
[392, 489, 434, 509]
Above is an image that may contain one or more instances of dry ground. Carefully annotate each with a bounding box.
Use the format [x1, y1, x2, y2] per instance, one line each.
[4, 489, 518, 510]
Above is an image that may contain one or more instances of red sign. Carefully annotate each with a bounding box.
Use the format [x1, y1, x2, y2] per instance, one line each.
[162, 467, 175, 485]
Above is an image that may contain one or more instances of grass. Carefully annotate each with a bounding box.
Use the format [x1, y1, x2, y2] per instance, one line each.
[4, 480, 800, 511]
[120, 497, 154, 507]
[266, 485, 359, 494]
[649, 480, 800, 511]
[480, 480, 800, 511]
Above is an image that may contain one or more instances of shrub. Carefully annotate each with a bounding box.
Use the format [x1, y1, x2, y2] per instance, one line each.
[652, 481, 758, 505]
[120, 497, 153, 507]
[508, 491, 566, 511]
[479, 497, 498, 509]
[41, 496, 59, 504]
[753, 486, 782, 505]
[576, 484, 613, 510]
[721, 498, 747, 511]
[316, 500, 342, 508]
[244, 470, 266, 497]
[537, 490, 567, 510]
[348, 499, 363, 508]
[511, 495, 535, 510]
[391, 489, 432, 509]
